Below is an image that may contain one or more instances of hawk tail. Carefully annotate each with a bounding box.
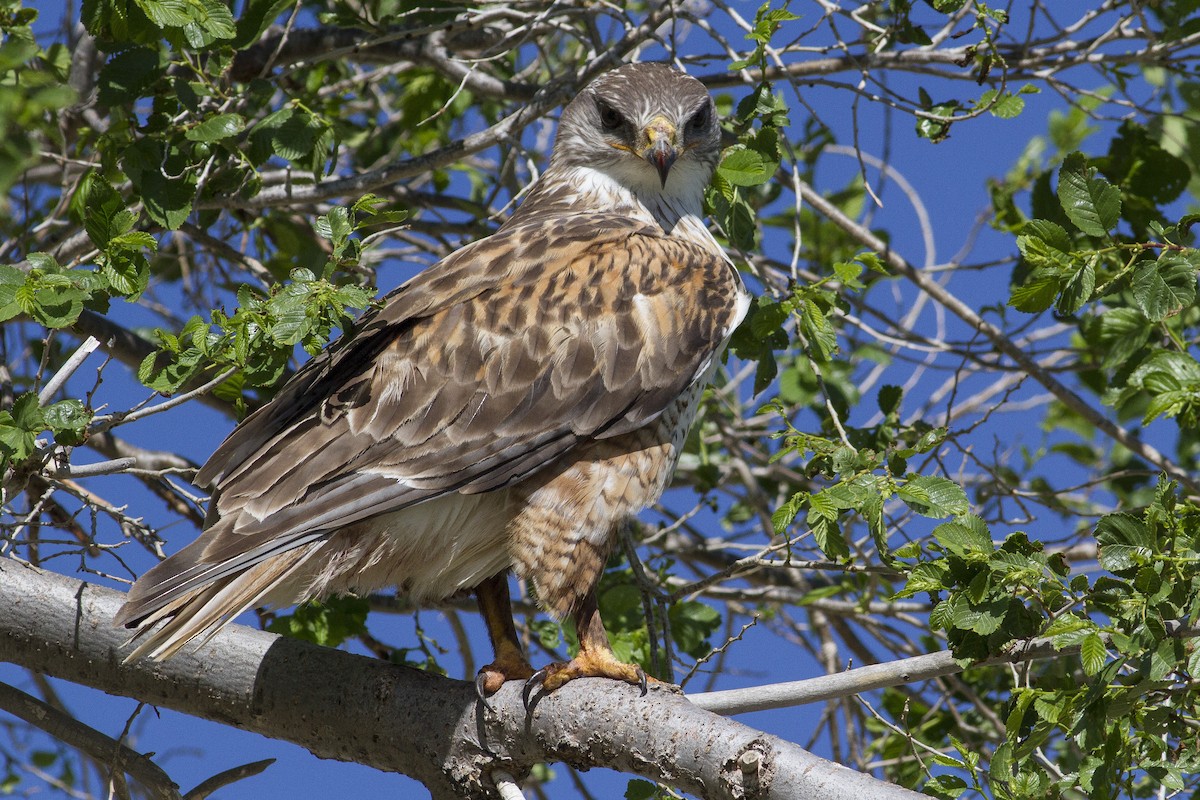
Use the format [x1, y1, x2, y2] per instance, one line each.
[114, 531, 325, 661]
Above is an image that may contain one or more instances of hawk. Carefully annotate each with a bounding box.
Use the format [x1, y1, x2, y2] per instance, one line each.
[115, 62, 750, 697]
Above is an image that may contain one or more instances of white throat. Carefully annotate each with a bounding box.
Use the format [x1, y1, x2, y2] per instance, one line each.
[559, 164, 723, 254]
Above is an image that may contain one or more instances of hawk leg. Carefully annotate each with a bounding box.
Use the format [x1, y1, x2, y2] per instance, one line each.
[474, 573, 534, 700]
[523, 592, 649, 704]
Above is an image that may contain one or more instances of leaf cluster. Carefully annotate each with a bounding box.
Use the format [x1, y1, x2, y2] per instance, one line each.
[893, 476, 1200, 798]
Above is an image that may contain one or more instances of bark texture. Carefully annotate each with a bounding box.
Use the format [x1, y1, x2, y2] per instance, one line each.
[0, 558, 923, 799]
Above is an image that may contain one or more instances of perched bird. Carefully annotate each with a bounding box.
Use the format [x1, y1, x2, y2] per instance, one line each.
[115, 62, 750, 697]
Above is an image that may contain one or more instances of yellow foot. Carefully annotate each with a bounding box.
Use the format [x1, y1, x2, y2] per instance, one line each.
[475, 655, 534, 707]
[523, 649, 650, 706]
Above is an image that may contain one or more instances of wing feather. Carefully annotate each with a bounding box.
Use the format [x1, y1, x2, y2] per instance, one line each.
[118, 212, 744, 629]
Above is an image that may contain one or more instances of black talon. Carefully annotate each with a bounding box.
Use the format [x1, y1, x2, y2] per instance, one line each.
[636, 667, 648, 696]
[523, 666, 551, 708]
[475, 673, 494, 711]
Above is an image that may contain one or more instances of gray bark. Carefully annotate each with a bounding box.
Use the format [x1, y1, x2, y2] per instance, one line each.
[0, 558, 923, 799]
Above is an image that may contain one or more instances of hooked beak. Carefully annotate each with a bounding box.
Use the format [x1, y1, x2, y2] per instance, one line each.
[640, 117, 678, 188]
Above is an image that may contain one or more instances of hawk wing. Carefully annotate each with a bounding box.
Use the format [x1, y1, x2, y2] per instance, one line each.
[117, 212, 744, 626]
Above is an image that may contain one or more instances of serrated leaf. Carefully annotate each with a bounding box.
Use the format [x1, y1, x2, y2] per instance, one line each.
[898, 476, 969, 518]
[1088, 307, 1151, 371]
[185, 112, 246, 142]
[1131, 255, 1197, 321]
[1056, 258, 1096, 315]
[1058, 152, 1121, 236]
[134, 0, 193, 27]
[990, 92, 1025, 119]
[1021, 219, 1072, 253]
[1044, 612, 1091, 639]
[896, 561, 950, 597]
[808, 504, 849, 560]
[0, 264, 24, 321]
[717, 148, 771, 186]
[1095, 512, 1154, 548]
[933, 515, 993, 555]
[1079, 632, 1107, 675]
[798, 296, 837, 361]
[1098, 544, 1151, 573]
[1008, 271, 1060, 313]
[951, 597, 1005, 635]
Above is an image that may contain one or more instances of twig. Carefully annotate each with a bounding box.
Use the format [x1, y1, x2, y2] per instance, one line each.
[51, 457, 136, 479]
[689, 620, 1200, 716]
[183, 759, 275, 800]
[0, 680, 182, 800]
[492, 769, 528, 800]
[38, 336, 100, 405]
[794, 175, 1200, 497]
[94, 368, 237, 430]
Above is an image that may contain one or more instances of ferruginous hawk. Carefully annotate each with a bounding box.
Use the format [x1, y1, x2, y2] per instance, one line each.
[115, 62, 750, 697]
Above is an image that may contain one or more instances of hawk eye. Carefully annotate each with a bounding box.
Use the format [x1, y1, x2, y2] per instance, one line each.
[688, 104, 711, 132]
[596, 100, 624, 131]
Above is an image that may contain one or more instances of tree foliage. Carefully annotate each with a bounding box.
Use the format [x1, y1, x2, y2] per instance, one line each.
[2, 1, 1200, 798]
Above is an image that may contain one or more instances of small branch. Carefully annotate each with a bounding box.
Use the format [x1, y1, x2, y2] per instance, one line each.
[38, 336, 100, 405]
[51, 457, 136, 479]
[182, 759, 275, 800]
[690, 620, 1200, 716]
[94, 368, 237, 431]
[794, 175, 1199, 496]
[491, 770, 528, 800]
[0, 680, 182, 800]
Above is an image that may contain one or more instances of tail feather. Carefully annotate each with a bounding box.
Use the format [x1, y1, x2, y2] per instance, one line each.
[116, 533, 324, 662]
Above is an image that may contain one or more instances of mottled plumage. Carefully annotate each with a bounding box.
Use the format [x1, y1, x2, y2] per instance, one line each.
[115, 62, 749, 694]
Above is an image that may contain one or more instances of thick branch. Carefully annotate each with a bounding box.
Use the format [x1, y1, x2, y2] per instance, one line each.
[0, 559, 923, 800]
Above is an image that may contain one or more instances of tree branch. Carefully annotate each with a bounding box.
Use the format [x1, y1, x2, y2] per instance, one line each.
[794, 176, 1199, 496]
[690, 621, 1200, 716]
[0, 559, 924, 800]
[0, 680, 182, 800]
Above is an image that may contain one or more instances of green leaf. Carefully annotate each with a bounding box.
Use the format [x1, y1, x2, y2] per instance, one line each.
[933, 515, 994, 556]
[97, 47, 162, 106]
[1098, 544, 1151, 573]
[185, 112, 246, 142]
[897, 561, 950, 597]
[1056, 258, 1096, 315]
[266, 596, 369, 647]
[1130, 255, 1197, 322]
[43, 399, 91, 446]
[808, 502, 850, 560]
[0, 264, 24, 321]
[1095, 512, 1154, 548]
[1057, 152, 1121, 236]
[0, 393, 45, 465]
[1008, 271, 1060, 313]
[235, 0, 295, 48]
[1086, 307, 1151, 371]
[625, 779, 658, 800]
[1021, 219, 1072, 253]
[898, 476, 970, 518]
[798, 296, 837, 360]
[669, 601, 721, 658]
[1079, 631, 1108, 675]
[978, 88, 1025, 119]
[949, 596, 1006, 635]
[134, 0, 192, 27]
[717, 147, 772, 186]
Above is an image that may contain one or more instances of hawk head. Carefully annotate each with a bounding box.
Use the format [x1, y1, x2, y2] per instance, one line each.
[552, 63, 720, 200]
